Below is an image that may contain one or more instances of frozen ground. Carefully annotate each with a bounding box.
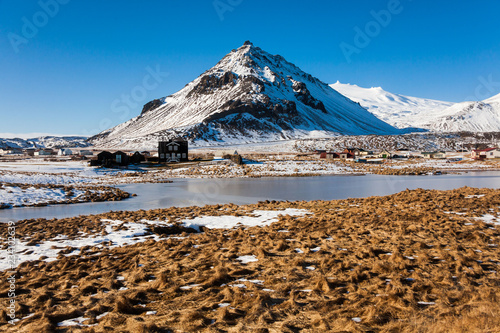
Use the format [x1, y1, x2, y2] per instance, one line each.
[0, 209, 310, 270]
[0, 185, 85, 208]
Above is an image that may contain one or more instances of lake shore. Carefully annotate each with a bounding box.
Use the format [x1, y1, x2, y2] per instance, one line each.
[1, 186, 499, 332]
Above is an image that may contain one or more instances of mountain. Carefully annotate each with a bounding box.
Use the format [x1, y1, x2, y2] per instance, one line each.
[0, 136, 90, 150]
[330, 82, 454, 129]
[331, 82, 500, 133]
[90, 42, 402, 148]
[426, 93, 500, 132]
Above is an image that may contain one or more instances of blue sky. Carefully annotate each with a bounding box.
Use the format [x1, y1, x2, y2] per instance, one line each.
[1, 0, 499, 137]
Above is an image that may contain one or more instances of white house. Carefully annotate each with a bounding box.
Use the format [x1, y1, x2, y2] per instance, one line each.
[58, 148, 73, 156]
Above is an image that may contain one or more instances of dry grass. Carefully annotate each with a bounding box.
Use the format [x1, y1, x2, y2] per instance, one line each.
[1, 187, 500, 332]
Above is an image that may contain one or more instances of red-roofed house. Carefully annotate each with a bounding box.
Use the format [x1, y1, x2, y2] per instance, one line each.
[471, 148, 500, 160]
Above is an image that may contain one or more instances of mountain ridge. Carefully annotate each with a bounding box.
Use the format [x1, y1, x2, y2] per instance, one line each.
[90, 42, 403, 148]
[331, 82, 500, 132]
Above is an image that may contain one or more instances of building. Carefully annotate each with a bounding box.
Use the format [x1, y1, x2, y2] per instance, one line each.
[34, 148, 54, 156]
[58, 148, 73, 156]
[130, 151, 146, 164]
[24, 148, 36, 156]
[471, 147, 500, 160]
[319, 152, 340, 159]
[339, 149, 355, 159]
[158, 139, 188, 162]
[79, 150, 93, 156]
[422, 151, 446, 159]
[376, 150, 392, 159]
[113, 151, 129, 166]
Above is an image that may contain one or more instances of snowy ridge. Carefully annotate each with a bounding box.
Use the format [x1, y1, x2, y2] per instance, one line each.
[90, 42, 402, 148]
[331, 82, 500, 133]
[0, 136, 89, 149]
[330, 82, 454, 129]
[428, 99, 500, 132]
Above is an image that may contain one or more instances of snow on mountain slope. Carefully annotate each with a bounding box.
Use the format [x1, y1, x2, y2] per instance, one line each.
[0, 136, 90, 149]
[426, 99, 500, 132]
[331, 82, 500, 133]
[330, 82, 454, 129]
[90, 42, 402, 149]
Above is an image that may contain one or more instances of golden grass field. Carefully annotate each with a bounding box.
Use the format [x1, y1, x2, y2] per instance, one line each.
[1, 186, 500, 332]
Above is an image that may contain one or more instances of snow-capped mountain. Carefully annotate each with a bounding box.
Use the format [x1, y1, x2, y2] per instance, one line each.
[90, 42, 402, 148]
[427, 93, 500, 132]
[330, 82, 454, 129]
[0, 136, 90, 150]
[331, 82, 500, 132]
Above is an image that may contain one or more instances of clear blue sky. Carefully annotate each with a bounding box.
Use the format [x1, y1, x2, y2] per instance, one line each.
[1, 0, 500, 137]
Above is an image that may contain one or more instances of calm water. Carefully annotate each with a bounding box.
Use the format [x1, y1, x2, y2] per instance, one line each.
[1, 171, 500, 222]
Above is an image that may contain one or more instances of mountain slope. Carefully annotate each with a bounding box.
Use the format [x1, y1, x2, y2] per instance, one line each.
[90, 42, 402, 148]
[0, 136, 89, 150]
[330, 82, 454, 129]
[427, 94, 500, 132]
[331, 82, 500, 132]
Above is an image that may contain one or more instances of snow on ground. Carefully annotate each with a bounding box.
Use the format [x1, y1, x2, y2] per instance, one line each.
[0, 219, 156, 271]
[0, 209, 311, 270]
[0, 160, 139, 185]
[0, 185, 85, 207]
[182, 208, 310, 230]
[475, 214, 500, 225]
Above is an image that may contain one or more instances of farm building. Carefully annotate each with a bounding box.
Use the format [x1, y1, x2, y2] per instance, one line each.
[422, 151, 446, 159]
[471, 148, 500, 160]
[158, 138, 188, 162]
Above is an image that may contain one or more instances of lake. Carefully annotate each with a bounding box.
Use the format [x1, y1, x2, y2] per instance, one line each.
[1, 171, 500, 222]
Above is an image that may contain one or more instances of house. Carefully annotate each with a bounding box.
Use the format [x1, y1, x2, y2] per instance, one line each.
[90, 151, 114, 166]
[58, 148, 73, 156]
[113, 151, 129, 166]
[471, 147, 500, 160]
[422, 151, 446, 159]
[24, 148, 36, 156]
[320, 152, 340, 159]
[339, 149, 355, 159]
[130, 151, 146, 164]
[376, 150, 392, 159]
[350, 148, 372, 156]
[97, 151, 113, 162]
[158, 138, 188, 162]
[34, 148, 54, 156]
[79, 150, 93, 156]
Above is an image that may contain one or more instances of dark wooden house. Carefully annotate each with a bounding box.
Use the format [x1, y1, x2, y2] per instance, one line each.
[130, 151, 146, 164]
[113, 151, 129, 166]
[158, 139, 188, 162]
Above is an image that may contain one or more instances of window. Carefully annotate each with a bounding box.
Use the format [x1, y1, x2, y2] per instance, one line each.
[116, 155, 121, 163]
[182, 153, 186, 158]
[160, 154, 164, 159]
[168, 146, 173, 151]
[174, 145, 178, 151]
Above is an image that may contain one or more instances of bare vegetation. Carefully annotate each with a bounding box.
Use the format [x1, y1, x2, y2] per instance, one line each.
[1, 187, 500, 332]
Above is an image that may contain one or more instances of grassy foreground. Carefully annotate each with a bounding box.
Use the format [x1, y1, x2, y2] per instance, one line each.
[1, 187, 500, 332]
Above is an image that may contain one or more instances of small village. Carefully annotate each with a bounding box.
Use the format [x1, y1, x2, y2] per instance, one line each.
[1, 139, 500, 167]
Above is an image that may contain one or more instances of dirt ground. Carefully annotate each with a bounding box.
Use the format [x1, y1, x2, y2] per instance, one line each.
[1, 187, 500, 332]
